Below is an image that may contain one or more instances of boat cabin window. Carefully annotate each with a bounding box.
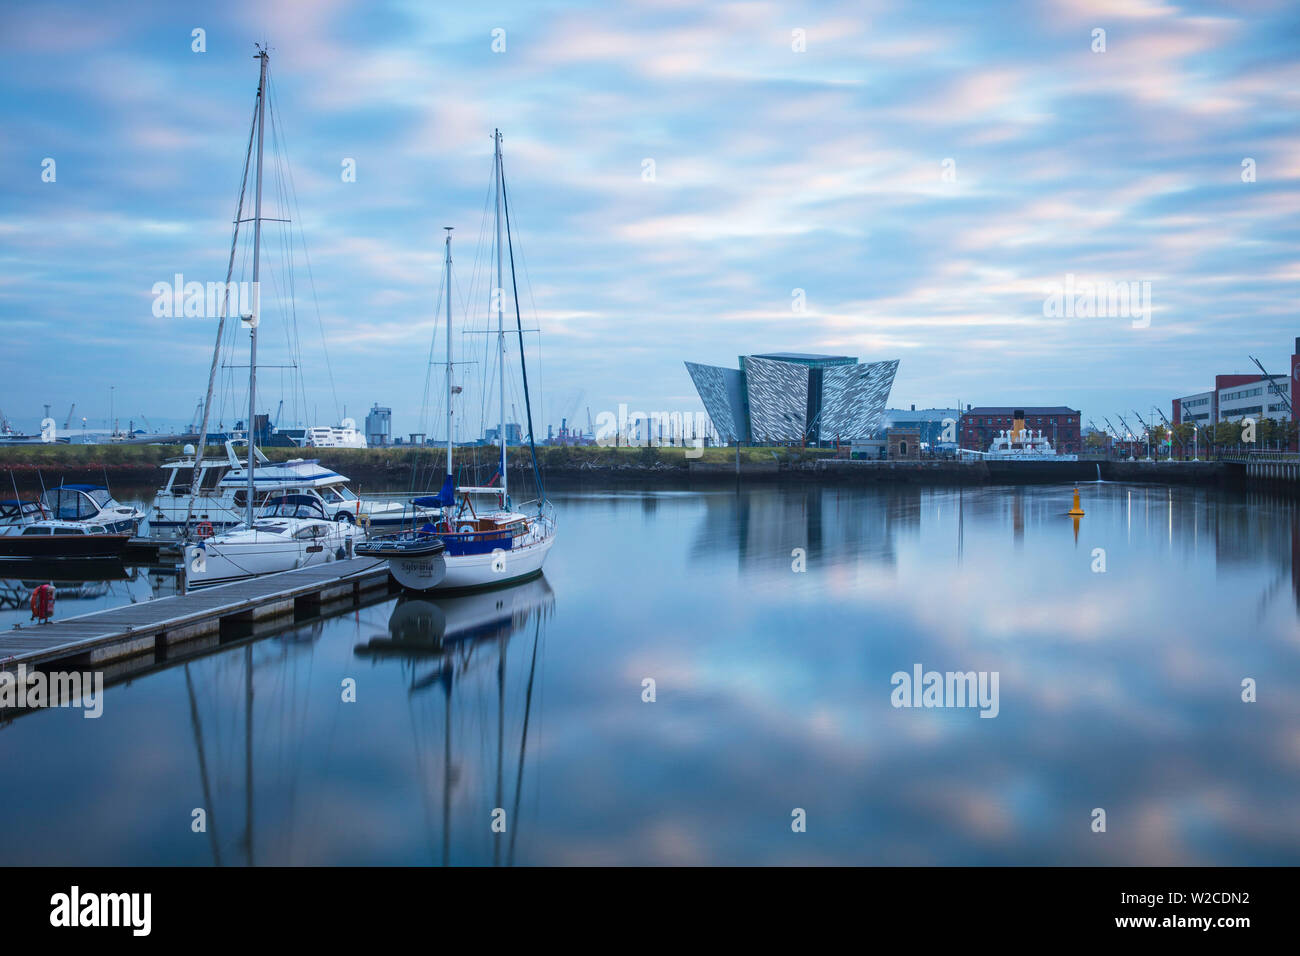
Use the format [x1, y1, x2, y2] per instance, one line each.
[198, 466, 226, 492]
[88, 525, 107, 534]
[260, 497, 325, 520]
[20, 526, 52, 535]
[321, 487, 353, 503]
[42, 488, 101, 520]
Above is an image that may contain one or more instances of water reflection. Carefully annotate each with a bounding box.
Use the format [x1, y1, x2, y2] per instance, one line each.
[354, 579, 554, 866]
[1, 483, 1298, 865]
[0, 560, 180, 623]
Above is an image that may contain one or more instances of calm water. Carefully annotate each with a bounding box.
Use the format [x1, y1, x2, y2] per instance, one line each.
[1, 481, 1298, 865]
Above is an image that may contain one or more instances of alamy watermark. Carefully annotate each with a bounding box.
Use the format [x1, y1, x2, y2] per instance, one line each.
[0, 664, 103, 718]
[1043, 274, 1152, 328]
[890, 663, 1000, 718]
[152, 274, 259, 323]
[593, 403, 716, 457]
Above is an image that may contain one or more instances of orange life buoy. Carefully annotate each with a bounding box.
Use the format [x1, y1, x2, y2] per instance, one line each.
[30, 584, 55, 622]
[195, 521, 214, 539]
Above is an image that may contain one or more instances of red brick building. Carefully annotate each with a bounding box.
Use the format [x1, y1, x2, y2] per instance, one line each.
[959, 406, 1082, 455]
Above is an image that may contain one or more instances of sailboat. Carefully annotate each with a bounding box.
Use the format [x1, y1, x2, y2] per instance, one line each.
[358, 130, 556, 591]
[187, 48, 362, 587]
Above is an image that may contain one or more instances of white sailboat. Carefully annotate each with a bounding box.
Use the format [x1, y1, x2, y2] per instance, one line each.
[358, 130, 556, 591]
[186, 48, 372, 587]
[187, 493, 364, 586]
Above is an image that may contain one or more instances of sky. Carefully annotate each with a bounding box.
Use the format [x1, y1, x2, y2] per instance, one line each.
[1, 0, 1298, 438]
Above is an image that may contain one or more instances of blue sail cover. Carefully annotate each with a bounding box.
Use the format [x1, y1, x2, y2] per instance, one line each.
[412, 474, 455, 509]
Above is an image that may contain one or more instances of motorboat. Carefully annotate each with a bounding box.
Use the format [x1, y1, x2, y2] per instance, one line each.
[152, 440, 428, 533]
[12, 485, 145, 534]
[185, 494, 365, 587]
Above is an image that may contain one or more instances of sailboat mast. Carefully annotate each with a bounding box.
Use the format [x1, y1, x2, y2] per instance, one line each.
[444, 226, 453, 478]
[494, 129, 507, 504]
[246, 48, 268, 527]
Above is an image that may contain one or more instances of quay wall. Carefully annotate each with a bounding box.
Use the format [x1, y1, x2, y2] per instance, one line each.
[0, 444, 1284, 493]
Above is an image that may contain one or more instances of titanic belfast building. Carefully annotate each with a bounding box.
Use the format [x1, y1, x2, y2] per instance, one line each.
[685, 352, 899, 444]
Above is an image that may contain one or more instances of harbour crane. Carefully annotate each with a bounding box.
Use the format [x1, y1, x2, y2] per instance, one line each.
[63, 403, 76, 431]
[1152, 406, 1188, 457]
[1130, 409, 1157, 460]
[1114, 413, 1138, 459]
[1247, 355, 1294, 417]
[586, 405, 594, 440]
[187, 398, 206, 435]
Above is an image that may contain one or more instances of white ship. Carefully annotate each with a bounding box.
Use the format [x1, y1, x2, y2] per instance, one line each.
[962, 410, 1079, 462]
[301, 419, 367, 448]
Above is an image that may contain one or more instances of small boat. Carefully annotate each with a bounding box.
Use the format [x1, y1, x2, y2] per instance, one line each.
[186, 494, 364, 587]
[10, 485, 144, 534]
[0, 521, 132, 560]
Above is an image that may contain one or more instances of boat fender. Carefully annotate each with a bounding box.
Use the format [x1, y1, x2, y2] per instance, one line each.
[30, 584, 55, 623]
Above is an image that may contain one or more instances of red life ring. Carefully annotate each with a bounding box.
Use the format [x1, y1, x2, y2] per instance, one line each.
[30, 584, 55, 622]
[196, 521, 215, 539]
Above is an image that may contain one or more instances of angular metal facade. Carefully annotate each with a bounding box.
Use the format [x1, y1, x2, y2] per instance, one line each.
[819, 359, 899, 439]
[684, 362, 747, 443]
[744, 355, 810, 442]
[685, 353, 897, 443]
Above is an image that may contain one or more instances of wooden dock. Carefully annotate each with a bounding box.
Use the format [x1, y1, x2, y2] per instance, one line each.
[0, 556, 392, 672]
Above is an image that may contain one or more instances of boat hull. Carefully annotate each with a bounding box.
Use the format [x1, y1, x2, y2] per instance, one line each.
[390, 529, 554, 592]
[0, 534, 132, 560]
[186, 526, 361, 587]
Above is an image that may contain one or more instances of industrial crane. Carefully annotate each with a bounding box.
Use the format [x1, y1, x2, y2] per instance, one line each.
[1130, 409, 1157, 460]
[1152, 406, 1188, 458]
[63, 403, 76, 431]
[1114, 413, 1138, 460]
[1248, 355, 1294, 417]
[188, 399, 205, 435]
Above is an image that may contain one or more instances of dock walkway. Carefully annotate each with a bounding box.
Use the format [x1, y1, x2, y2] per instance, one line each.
[0, 556, 391, 671]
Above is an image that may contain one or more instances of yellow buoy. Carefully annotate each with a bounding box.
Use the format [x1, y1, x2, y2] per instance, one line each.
[1068, 487, 1085, 516]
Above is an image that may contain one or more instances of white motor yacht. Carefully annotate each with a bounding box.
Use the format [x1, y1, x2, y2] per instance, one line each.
[153, 440, 428, 534]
